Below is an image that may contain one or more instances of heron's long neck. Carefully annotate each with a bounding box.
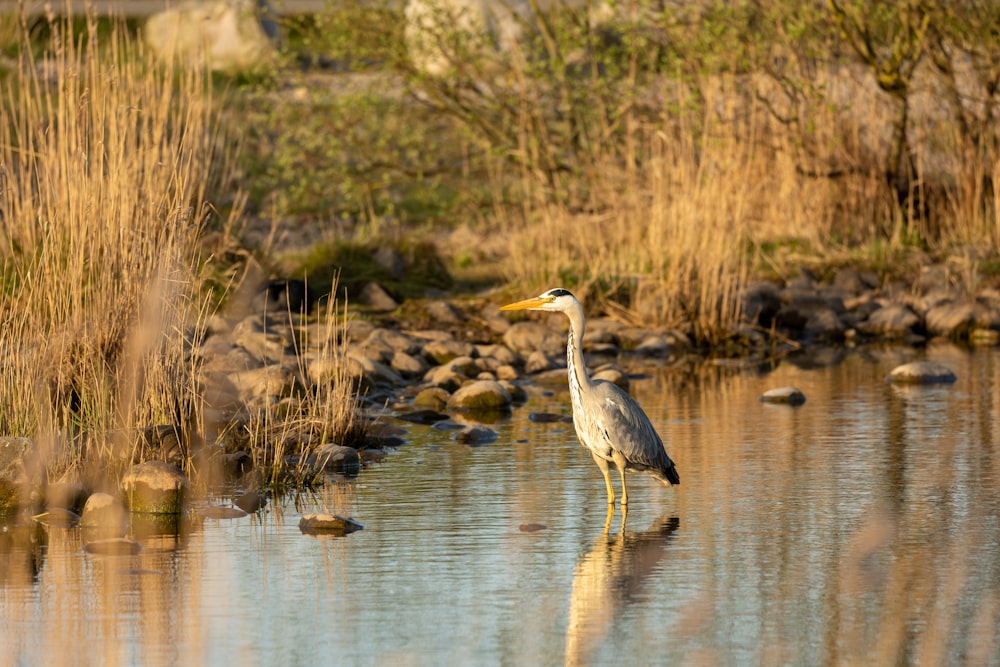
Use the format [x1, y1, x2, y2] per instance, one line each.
[565, 304, 593, 400]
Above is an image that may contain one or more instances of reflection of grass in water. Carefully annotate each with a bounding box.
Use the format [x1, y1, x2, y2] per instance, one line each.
[638, 353, 1000, 663]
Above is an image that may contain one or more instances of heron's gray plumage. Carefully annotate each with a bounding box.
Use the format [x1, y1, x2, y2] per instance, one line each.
[582, 381, 679, 485]
[500, 287, 680, 507]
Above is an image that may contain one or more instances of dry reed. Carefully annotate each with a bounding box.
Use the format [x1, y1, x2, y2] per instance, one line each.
[0, 12, 241, 486]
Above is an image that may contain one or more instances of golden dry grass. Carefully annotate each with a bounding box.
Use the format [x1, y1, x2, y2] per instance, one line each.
[496, 61, 1000, 340]
[0, 12, 358, 487]
[400, 1, 1000, 341]
[0, 12, 221, 480]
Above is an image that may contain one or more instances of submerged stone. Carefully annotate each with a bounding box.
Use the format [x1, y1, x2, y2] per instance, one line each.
[32, 508, 81, 528]
[396, 409, 450, 425]
[299, 513, 364, 536]
[759, 386, 807, 406]
[199, 506, 248, 519]
[84, 537, 143, 556]
[310, 444, 361, 476]
[529, 412, 571, 423]
[235, 490, 267, 514]
[519, 523, 548, 533]
[886, 361, 957, 385]
[455, 425, 497, 446]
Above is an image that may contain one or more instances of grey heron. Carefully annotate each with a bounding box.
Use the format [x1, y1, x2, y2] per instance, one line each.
[500, 288, 680, 506]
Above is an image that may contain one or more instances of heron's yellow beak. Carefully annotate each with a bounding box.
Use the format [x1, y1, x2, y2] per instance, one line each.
[499, 296, 551, 311]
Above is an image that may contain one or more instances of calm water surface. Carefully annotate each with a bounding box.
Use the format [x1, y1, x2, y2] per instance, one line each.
[3, 345, 1000, 666]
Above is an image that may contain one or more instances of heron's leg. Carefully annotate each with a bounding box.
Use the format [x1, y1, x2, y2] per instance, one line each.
[591, 453, 615, 505]
[611, 450, 629, 506]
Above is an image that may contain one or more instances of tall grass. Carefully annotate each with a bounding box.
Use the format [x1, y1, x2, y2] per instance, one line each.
[0, 11, 226, 484]
[241, 292, 365, 488]
[386, 0, 1000, 340]
[499, 89, 757, 342]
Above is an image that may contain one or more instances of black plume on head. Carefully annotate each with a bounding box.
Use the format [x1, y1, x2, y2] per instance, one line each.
[547, 288, 575, 299]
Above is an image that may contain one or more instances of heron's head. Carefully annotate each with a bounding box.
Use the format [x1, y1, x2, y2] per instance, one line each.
[499, 288, 578, 313]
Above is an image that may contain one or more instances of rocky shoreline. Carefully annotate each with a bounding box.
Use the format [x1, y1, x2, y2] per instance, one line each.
[0, 259, 989, 531]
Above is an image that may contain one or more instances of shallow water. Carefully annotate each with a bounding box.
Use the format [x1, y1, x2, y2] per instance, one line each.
[3, 344, 1000, 666]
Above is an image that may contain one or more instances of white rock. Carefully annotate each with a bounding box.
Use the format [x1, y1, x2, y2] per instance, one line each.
[145, 0, 276, 71]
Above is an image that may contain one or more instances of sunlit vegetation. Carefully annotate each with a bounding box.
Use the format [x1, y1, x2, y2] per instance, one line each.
[1, 0, 998, 481]
[257, 0, 999, 342]
[0, 12, 360, 487]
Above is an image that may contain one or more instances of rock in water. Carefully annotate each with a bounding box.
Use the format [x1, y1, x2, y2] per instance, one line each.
[310, 444, 362, 476]
[235, 490, 267, 513]
[81, 492, 129, 536]
[299, 513, 363, 536]
[886, 361, 957, 385]
[759, 386, 807, 406]
[446, 380, 512, 411]
[121, 462, 189, 514]
[84, 538, 143, 556]
[455, 425, 497, 445]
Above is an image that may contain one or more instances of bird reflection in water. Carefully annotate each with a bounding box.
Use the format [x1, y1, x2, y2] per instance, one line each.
[565, 511, 680, 666]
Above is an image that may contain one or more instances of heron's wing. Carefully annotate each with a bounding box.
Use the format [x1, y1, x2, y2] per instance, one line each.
[590, 381, 678, 475]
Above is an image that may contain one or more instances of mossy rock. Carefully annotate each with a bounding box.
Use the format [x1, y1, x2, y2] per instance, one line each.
[288, 239, 452, 303]
[0, 481, 18, 516]
[121, 461, 189, 515]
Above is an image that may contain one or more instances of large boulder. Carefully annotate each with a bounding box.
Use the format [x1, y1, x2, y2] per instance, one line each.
[404, 0, 617, 77]
[404, 0, 525, 77]
[145, 0, 277, 72]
